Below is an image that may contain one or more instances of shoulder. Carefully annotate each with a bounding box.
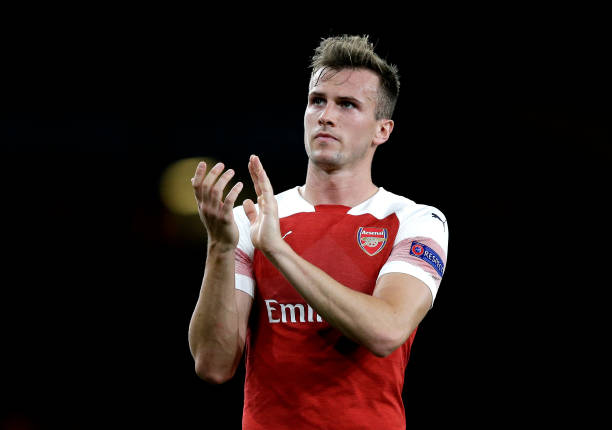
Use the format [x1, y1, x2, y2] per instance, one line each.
[233, 186, 315, 223]
[274, 186, 302, 206]
[371, 188, 448, 250]
[382, 188, 445, 221]
[349, 188, 445, 221]
[233, 202, 250, 228]
[275, 187, 316, 218]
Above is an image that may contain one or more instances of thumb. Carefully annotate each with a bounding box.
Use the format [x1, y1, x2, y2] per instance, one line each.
[243, 199, 257, 225]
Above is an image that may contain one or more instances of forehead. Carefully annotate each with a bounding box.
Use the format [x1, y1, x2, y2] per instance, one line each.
[309, 68, 380, 101]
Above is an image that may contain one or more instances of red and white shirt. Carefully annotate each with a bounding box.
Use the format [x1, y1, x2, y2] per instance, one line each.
[233, 186, 448, 430]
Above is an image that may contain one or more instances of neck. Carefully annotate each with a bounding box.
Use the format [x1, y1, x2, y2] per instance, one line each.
[301, 160, 379, 207]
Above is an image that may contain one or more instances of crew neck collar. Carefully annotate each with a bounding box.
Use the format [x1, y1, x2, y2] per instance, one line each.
[294, 186, 384, 211]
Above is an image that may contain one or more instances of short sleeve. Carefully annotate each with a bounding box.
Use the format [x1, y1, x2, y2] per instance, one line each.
[233, 205, 256, 297]
[378, 206, 448, 307]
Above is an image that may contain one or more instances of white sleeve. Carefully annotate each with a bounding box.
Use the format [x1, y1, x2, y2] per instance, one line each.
[233, 205, 256, 297]
[378, 205, 449, 307]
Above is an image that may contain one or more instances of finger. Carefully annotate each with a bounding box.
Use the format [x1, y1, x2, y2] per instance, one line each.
[210, 168, 235, 202]
[222, 181, 243, 214]
[243, 198, 257, 225]
[192, 161, 208, 203]
[200, 162, 225, 201]
[251, 155, 274, 196]
[191, 161, 207, 190]
[247, 156, 262, 197]
[255, 156, 273, 196]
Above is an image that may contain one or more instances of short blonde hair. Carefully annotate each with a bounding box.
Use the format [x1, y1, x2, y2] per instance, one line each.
[310, 35, 400, 120]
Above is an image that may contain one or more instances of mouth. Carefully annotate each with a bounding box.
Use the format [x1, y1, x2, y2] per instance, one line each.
[313, 132, 339, 142]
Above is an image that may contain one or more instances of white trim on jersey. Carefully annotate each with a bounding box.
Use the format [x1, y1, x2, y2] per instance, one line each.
[349, 187, 448, 257]
[232, 186, 448, 305]
[347, 187, 413, 218]
[235, 274, 255, 297]
[377, 260, 437, 305]
[233, 205, 255, 259]
[277, 186, 315, 218]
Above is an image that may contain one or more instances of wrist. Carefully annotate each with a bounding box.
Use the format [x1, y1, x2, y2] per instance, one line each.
[207, 240, 236, 255]
[262, 239, 292, 266]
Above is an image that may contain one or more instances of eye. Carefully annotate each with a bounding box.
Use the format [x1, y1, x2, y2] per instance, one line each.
[311, 96, 325, 106]
[340, 100, 356, 109]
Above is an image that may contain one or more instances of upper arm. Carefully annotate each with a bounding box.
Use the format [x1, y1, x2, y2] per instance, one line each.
[373, 272, 432, 342]
[235, 288, 253, 350]
[371, 205, 449, 346]
[233, 205, 255, 349]
[378, 206, 448, 306]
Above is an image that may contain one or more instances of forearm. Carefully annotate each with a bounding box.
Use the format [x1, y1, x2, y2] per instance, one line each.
[264, 242, 402, 357]
[188, 242, 243, 381]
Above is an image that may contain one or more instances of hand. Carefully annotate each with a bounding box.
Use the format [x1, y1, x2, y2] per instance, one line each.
[192, 161, 244, 250]
[243, 155, 283, 255]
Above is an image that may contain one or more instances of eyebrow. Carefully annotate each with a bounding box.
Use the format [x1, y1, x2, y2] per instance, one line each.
[309, 91, 362, 105]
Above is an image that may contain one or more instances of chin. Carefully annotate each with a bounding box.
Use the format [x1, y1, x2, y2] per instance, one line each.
[308, 151, 344, 170]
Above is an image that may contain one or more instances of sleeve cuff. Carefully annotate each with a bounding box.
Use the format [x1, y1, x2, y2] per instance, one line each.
[377, 260, 437, 307]
[235, 274, 255, 297]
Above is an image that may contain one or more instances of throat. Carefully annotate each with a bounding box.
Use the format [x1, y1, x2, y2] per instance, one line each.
[303, 159, 377, 207]
[299, 184, 379, 208]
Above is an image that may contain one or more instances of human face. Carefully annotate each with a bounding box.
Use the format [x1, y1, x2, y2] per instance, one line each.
[304, 68, 383, 170]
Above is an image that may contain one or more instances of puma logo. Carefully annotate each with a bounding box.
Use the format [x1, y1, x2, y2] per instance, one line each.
[432, 213, 447, 232]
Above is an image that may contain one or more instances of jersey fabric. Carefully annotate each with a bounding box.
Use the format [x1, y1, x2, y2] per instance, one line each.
[233, 186, 448, 430]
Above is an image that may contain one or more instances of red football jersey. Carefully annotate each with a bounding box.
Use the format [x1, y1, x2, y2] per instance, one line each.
[233, 187, 448, 430]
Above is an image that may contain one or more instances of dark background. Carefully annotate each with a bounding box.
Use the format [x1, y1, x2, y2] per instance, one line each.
[2, 10, 609, 430]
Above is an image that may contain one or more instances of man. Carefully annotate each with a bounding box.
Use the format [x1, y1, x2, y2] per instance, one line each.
[189, 35, 448, 429]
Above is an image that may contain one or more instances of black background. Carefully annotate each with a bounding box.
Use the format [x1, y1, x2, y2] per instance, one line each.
[1, 9, 609, 430]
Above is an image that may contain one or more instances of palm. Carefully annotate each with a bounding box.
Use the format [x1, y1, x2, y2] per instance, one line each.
[248, 199, 278, 250]
[202, 202, 239, 246]
[191, 160, 244, 249]
[243, 155, 283, 254]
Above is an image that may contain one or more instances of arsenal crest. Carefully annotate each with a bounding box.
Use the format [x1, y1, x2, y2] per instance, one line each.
[357, 227, 388, 256]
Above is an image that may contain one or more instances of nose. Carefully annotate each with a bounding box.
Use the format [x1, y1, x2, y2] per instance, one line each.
[318, 104, 336, 127]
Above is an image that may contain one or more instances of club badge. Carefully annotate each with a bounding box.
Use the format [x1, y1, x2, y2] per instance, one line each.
[357, 227, 388, 256]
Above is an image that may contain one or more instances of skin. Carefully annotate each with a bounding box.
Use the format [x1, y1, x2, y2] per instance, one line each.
[188, 67, 432, 384]
[188, 163, 250, 383]
[301, 68, 394, 206]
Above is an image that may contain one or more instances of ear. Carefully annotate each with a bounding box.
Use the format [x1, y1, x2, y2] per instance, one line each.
[372, 119, 394, 147]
